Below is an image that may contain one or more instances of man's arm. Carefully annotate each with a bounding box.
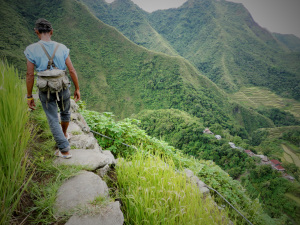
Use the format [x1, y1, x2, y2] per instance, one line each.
[65, 55, 80, 102]
[26, 60, 36, 110]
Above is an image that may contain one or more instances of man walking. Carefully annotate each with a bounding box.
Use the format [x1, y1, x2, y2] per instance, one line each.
[25, 18, 80, 158]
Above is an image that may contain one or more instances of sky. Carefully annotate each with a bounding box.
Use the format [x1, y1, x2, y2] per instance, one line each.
[105, 0, 300, 38]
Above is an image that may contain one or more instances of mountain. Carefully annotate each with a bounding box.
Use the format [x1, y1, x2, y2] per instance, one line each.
[273, 33, 300, 52]
[81, 0, 300, 100]
[79, 0, 178, 56]
[0, 0, 275, 136]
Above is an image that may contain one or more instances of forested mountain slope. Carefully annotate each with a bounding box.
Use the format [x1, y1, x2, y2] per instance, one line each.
[82, 0, 300, 100]
[79, 0, 178, 56]
[273, 33, 300, 53]
[0, 0, 274, 136]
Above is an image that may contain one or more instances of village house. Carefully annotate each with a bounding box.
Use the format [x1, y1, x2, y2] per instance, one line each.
[244, 150, 255, 157]
[215, 135, 222, 140]
[256, 154, 269, 163]
[270, 159, 285, 171]
[203, 128, 213, 135]
[228, 142, 237, 149]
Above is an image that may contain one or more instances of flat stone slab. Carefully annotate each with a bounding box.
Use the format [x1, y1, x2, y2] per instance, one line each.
[65, 201, 124, 225]
[55, 171, 108, 215]
[54, 149, 110, 170]
[184, 169, 194, 178]
[68, 122, 83, 135]
[69, 134, 99, 150]
[199, 186, 210, 198]
[71, 112, 91, 133]
[196, 180, 207, 188]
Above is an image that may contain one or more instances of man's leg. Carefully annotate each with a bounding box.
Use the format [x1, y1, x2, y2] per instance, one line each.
[39, 91, 70, 154]
[61, 121, 69, 138]
[58, 88, 71, 141]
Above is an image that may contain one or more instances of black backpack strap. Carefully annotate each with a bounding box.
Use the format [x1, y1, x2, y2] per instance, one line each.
[38, 42, 60, 69]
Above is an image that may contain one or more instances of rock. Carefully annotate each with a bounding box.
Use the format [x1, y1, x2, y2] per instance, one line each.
[191, 175, 200, 184]
[69, 134, 99, 149]
[70, 99, 79, 113]
[184, 169, 194, 178]
[196, 180, 207, 188]
[71, 112, 80, 121]
[65, 201, 124, 225]
[71, 112, 91, 133]
[68, 122, 82, 135]
[55, 171, 108, 215]
[76, 113, 91, 133]
[199, 186, 210, 198]
[54, 149, 111, 170]
[98, 164, 110, 178]
[102, 150, 116, 165]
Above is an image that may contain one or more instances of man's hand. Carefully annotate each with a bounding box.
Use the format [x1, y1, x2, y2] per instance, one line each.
[27, 98, 36, 110]
[74, 89, 80, 102]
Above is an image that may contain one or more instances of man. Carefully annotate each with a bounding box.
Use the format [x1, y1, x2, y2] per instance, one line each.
[25, 18, 80, 158]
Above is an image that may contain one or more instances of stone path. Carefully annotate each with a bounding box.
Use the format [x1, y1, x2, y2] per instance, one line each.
[54, 100, 230, 224]
[54, 100, 124, 225]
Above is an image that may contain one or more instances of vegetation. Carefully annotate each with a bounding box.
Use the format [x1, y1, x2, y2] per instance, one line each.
[0, 0, 289, 138]
[283, 129, 300, 147]
[79, 0, 179, 56]
[257, 108, 300, 127]
[241, 165, 300, 224]
[273, 33, 300, 52]
[1, 0, 300, 224]
[0, 61, 32, 224]
[82, 0, 300, 99]
[117, 151, 232, 224]
[80, 106, 275, 224]
[231, 86, 300, 120]
[131, 108, 300, 223]
[133, 108, 258, 179]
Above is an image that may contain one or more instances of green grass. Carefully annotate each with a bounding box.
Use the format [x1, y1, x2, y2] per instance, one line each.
[116, 150, 232, 225]
[0, 61, 33, 224]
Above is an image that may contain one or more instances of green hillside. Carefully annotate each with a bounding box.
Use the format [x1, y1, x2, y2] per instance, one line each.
[231, 86, 300, 120]
[148, 0, 300, 99]
[273, 33, 300, 52]
[81, 0, 300, 100]
[79, 0, 179, 56]
[0, 0, 276, 137]
[132, 109, 300, 224]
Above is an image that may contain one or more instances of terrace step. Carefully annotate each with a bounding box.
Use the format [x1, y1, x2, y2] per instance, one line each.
[53, 100, 124, 224]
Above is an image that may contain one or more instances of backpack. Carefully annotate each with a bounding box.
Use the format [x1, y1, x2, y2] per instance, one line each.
[36, 43, 70, 102]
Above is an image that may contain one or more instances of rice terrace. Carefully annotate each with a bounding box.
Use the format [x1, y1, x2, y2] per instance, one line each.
[282, 144, 300, 168]
[231, 86, 300, 119]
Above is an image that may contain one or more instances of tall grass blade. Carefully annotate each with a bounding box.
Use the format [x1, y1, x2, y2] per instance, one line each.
[0, 60, 33, 224]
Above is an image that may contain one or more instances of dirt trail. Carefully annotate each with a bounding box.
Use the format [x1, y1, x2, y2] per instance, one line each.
[281, 144, 300, 168]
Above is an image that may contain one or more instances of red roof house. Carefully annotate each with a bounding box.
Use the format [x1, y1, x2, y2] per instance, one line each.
[270, 160, 281, 166]
[270, 160, 285, 171]
[275, 165, 285, 171]
[244, 150, 255, 156]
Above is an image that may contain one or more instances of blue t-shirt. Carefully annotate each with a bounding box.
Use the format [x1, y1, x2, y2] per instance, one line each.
[24, 40, 70, 72]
